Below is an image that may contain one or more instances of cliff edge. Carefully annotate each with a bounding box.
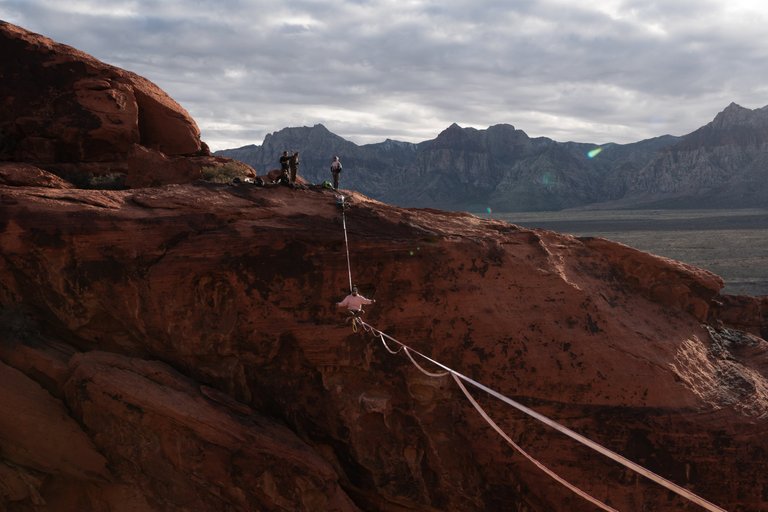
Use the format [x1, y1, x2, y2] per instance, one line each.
[1, 180, 767, 511]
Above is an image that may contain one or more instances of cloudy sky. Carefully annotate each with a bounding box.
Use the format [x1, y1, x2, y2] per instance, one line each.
[2, 0, 768, 151]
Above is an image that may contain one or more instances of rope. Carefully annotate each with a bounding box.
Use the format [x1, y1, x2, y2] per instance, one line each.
[340, 198, 353, 293]
[451, 374, 619, 512]
[374, 330, 615, 509]
[403, 347, 450, 378]
[379, 332, 403, 354]
[337, 198, 725, 512]
[364, 321, 727, 512]
[373, 327, 612, 510]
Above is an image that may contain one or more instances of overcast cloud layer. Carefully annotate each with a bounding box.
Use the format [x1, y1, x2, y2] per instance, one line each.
[2, 0, 768, 151]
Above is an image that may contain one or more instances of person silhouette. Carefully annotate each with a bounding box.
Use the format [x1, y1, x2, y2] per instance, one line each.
[330, 155, 342, 189]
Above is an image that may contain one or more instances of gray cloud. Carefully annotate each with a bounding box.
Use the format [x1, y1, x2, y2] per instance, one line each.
[2, 0, 768, 150]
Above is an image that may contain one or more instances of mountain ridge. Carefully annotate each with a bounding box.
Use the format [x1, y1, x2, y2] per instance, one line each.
[216, 103, 768, 212]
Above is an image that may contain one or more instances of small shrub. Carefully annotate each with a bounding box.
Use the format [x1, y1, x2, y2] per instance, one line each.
[201, 162, 251, 183]
[67, 172, 126, 190]
[86, 172, 127, 190]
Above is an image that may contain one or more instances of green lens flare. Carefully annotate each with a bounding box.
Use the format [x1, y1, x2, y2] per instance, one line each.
[587, 147, 603, 158]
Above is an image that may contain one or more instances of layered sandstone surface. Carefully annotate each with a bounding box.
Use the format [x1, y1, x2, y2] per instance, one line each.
[1, 179, 768, 511]
[0, 21, 252, 188]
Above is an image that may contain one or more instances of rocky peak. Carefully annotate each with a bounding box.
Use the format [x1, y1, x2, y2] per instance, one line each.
[710, 102, 768, 129]
[233, 124, 358, 176]
[429, 123, 482, 151]
[428, 122, 532, 152]
[374, 138, 418, 151]
[262, 123, 349, 149]
[486, 122, 531, 147]
[487, 123, 518, 134]
[668, 102, 768, 153]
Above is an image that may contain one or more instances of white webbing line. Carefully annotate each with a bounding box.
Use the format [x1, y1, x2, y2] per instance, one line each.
[374, 326, 613, 511]
[403, 347, 450, 378]
[340, 200, 353, 293]
[452, 373, 618, 512]
[394, 330, 615, 510]
[378, 332, 403, 354]
[339, 200, 724, 511]
[361, 321, 727, 512]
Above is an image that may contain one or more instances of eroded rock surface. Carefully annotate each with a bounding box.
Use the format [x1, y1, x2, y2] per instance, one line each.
[1, 182, 767, 511]
[2, 18, 767, 512]
[0, 21, 252, 188]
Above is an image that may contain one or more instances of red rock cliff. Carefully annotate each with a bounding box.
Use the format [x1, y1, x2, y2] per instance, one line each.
[0, 21, 252, 188]
[2, 19, 768, 512]
[1, 180, 767, 512]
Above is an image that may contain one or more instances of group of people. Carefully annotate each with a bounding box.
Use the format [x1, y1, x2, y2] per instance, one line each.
[223, 150, 368, 318]
[278, 151, 300, 184]
[271, 151, 367, 319]
[271, 151, 344, 189]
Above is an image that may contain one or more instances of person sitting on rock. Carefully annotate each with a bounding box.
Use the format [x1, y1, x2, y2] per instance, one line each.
[337, 285, 375, 316]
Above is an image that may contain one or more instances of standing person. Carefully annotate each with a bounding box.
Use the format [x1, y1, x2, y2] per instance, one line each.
[337, 285, 375, 315]
[279, 150, 290, 176]
[330, 155, 342, 190]
[289, 151, 300, 184]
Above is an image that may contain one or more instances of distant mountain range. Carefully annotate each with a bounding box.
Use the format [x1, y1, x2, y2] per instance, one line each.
[215, 102, 768, 212]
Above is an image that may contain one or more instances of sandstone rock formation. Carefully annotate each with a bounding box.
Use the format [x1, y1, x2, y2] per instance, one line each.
[0, 21, 252, 188]
[3, 18, 768, 512]
[2, 178, 768, 511]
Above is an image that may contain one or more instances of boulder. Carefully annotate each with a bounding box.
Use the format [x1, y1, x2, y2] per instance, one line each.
[0, 21, 252, 188]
